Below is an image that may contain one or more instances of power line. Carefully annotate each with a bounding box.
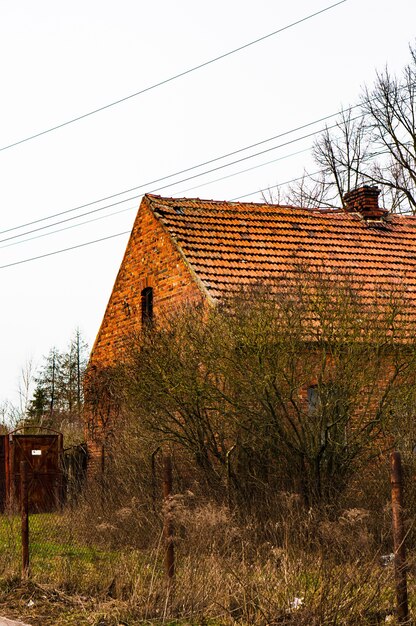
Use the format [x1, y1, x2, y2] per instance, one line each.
[0, 194, 142, 245]
[1, 116, 356, 245]
[231, 146, 395, 201]
[0, 168, 328, 271]
[231, 171, 323, 201]
[0, 1, 347, 154]
[147, 126, 344, 194]
[5, 70, 399, 238]
[3, 144, 393, 270]
[0, 231, 131, 270]
[0, 147, 408, 268]
[1, 148, 310, 251]
[0, 147, 312, 252]
[0, 107, 356, 237]
[171, 147, 312, 196]
[0, 205, 136, 250]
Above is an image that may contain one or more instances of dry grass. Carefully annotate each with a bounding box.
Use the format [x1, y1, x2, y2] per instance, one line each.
[0, 451, 414, 624]
[0, 490, 412, 625]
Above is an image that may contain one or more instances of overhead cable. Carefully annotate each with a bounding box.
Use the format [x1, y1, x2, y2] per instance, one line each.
[1, 116, 358, 245]
[0, 106, 356, 237]
[0, 231, 131, 270]
[0, 0, 347, 154]
[0, 205, 136, 250]
[231, 171, 323, 201]
[0, 168, 332, 270]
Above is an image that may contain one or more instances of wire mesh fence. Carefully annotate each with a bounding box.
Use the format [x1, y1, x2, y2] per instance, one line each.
[0, 509, 99, 576]
[0, 437, 116, 589]
[0, 447, 171, 599]
[0, 446, 414, 624]
[0, 499, 168, 602]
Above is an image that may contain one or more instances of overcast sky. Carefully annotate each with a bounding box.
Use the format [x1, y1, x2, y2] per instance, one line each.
[0, 0, 415, 411]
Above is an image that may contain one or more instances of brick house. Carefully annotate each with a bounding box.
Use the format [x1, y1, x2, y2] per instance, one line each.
[86, 186, 416, 470]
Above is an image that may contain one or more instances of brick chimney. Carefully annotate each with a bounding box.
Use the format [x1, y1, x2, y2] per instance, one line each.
[343, 186, 387, 219]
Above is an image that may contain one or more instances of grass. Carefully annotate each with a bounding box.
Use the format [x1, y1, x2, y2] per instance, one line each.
[0, 502, 412, 625]
[0, 511, 117, 593]
[0, 511, 110, 558]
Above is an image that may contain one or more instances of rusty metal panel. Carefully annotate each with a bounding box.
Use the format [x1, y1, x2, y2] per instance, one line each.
[8, 434, 63, 513]
[0, 435, 5, 512]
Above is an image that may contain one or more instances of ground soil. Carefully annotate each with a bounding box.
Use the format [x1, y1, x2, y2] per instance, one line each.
[0, 581, 137, 626]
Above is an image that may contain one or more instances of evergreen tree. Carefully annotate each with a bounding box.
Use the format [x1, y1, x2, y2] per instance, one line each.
[27, 385, 48, 423]
[25, 329, 89, 440]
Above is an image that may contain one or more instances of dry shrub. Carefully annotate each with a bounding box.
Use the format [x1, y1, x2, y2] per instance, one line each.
[64, 486, 160, 550]
[318, 508, 373, 561]
[0, 487, 404, 624]
[4, 403, 415, 623]
[171, 497, 240, 556]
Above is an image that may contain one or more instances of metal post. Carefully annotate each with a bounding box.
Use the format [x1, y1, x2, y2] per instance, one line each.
[57, 432, 64, 508]
[20, 460, 29, 578]
[390, 451, 409, 624]
[226, 444, 236, 510]
[4, 434, 10, 511]
[151, 446, 160, 513]
[7, 434, 15, 511]
[162, 453, 175, 586]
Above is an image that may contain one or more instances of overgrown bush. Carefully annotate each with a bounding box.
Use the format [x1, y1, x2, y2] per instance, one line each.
[90, 270, 416, 509]
[32, 271, 416, 623]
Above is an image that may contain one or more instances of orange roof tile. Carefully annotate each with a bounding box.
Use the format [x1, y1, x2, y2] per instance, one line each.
[146, 194, 416, 308]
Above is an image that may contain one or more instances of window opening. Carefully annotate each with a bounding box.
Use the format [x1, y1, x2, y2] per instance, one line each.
[141, 287, 153, 325]
[307, 386, 319, 415]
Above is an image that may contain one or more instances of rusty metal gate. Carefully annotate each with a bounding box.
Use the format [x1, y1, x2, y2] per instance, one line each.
[6, 429, 64, 513]
[0, 435, 5, 511]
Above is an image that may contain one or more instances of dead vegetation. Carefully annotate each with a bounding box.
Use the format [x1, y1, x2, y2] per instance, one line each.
[3, 279, 416, 623]
[0, 489, 411, 625]
[0, 442, 415, 624]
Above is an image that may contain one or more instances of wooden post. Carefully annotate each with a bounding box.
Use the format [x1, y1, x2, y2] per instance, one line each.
[162, 453, 175, 586]
[20, 460, 29, 578]
[390, 451, 409, 624]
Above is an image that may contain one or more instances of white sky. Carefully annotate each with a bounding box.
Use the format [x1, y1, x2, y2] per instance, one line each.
[0, 0, 415, 409]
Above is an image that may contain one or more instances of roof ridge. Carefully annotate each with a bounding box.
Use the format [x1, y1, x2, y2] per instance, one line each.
[146, 193, 340, 214]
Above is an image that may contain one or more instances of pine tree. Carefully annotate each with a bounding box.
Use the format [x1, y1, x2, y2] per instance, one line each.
[25, 330, 89, 440]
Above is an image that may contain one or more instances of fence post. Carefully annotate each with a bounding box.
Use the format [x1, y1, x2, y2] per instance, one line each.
[162, 453, 175, 588]
[20, 460, 29, 578]
[390, 451, 409, 624]
[226, 444, 236, 509]
[151, 446, 161, 513]
[56, 432, 64, 508]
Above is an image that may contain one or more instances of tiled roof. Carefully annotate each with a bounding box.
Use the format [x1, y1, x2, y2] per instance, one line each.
[146, 194, 416, 307]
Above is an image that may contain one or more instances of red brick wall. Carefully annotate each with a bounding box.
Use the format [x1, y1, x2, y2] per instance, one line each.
[90, 196, 206, 367]
[86, 196, 207, 471]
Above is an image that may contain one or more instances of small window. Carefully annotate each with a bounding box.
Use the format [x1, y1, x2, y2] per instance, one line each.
[307, 386, 319, 415]
[141, 287, 153, 325]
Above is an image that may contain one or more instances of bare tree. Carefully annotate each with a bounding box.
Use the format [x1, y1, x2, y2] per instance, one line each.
[17, 358, 35, 421]
[283, 43, 416, 212]
[362, 49, 416, 212]
[287, 109, 370, 209]
[0, 400, 21, 431]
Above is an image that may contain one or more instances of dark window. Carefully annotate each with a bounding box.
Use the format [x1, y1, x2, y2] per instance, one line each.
[141, 287, 153, 325]
[307, 386, 319, 415]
